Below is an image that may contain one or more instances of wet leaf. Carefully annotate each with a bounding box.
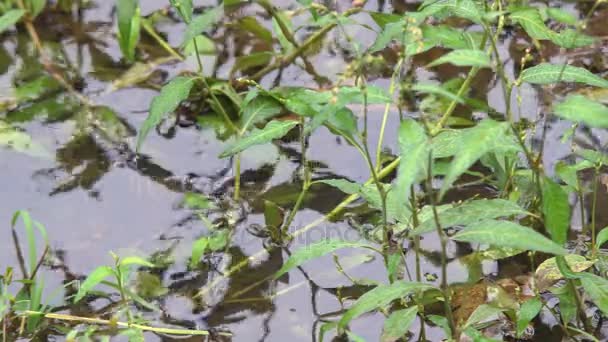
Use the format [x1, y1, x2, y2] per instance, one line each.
[219, 119, 297, 158]
[520, 63, 608, 88]
[535, 255, 594, 291]
[427, 49, 491, 68]
[554, 95, 608, 128]
[326, 106, 358, 142]
[440, 119, 510, 198]
[116, 0, 140, 62]
[452, 220, 567, 255]
[381, 306, 418, 342]
[541, 177, 569, 245]
[411, 199, 528, 236]
[182, 5, 223, 45]
[580, 273, 608, 315]
[517, 297, 542, 338]
[0, 9, 25, 33]
[338, 281, 435, 331]
[137, 76, 195, 152]
[208, 230, 229, 251]
[274, 239, 374, 278]
[74, 266, 116, 302]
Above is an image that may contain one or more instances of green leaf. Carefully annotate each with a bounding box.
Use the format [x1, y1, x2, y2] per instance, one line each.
[231, 51, 273, 75]
[427, 49, 491, 68]
[337, 85, 391, 105]
[119, 256, 155, 268]
[264, 200, 284, 229]
[551, 29, 595, 48]
[412, 83, 465, 104]
[183, 35, 216, 56]
[279, 87, 330, 117]
[182, 5, 223, 46]
[237, 16, 273, 43]
[546, 7, 577, 25]
[452, 220, 567, 255]
[315, 179, 361, 196]
[510, 8, 553, 41]
[190, 237, 209, 268]
[517, 297, 542, 338]
[440, 120, 510, 198]
[554, 95, 608, 128]
[274, 239, 373, 278]
[169, 0, 193, 23]
[25, 0, 46, 18]
[208, 230, 229, 251]
[0, 9, 25, 33]
[239, 95, 283, 133]
[220, 120, 297, 158]
[541, 177, 569, 245]
[136, 76, 195, 152]
[116, 0, 140, 62]
[381, 307, 418, 342]
[394, 119, 429, 208]
[182, 193, 212, 210]
[520, 63, 608, 88]
[338, 281, 435, 330]
[326, 106, 358, 142]
[74, 266, 116, 302]
[319, 321, 338, 342]
[422, 24, 483, 51]
[597, 227, 608, 248]
[411, 199, 528, 236]
[464, 304, 505, 328]
[580, 273, 608, 315]
[420, 0, 483, 24]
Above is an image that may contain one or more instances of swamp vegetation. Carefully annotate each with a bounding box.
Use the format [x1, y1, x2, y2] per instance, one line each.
[2, 0, 608, 341]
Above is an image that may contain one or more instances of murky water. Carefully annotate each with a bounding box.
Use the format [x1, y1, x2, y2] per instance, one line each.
[2, 0, 608, 341]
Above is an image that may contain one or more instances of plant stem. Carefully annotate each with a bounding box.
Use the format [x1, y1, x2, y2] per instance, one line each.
[426, 153, 456, 338]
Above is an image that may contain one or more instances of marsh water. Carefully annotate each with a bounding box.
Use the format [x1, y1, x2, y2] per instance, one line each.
[2, 0, 608, 341]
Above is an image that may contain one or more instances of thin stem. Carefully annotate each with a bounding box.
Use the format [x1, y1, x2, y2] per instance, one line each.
[591, 167, 599, 257]
[234, 155, 241, 200]
[427, 153, 456, 338]
[375, 57, 404, 170]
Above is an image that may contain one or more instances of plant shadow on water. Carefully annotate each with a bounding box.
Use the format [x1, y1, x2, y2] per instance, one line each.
[2, 0, 608, 341]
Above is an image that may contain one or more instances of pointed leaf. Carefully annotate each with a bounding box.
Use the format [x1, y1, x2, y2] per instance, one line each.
[74, 266, 116, 302]
[382, 307, 418, 342]
[220, 120, 297, 158]
[0, 9, 25, 33]
[452, 220, 567, 255]
[520, 63, 608, 88]
[427, 49, 491, 68]
[316, 179, 361, 195]
[274, 239, 373, 278]
[597, 227, 608, 248]
[580, 273, 608, 315]
[541, 177, 569, 245]
[440, 120, 509, 198]
[517, 297, 542, 338]
[510, 8, 553, 41]
[411, 199, 528, 236]
[394, 119, 429, 207]
[137, 76, 195, 152]
[464, 304, 505, 328]
[338, 281, 435, 330]
[239, 95, 283, 132]
[169, 0, 193, 23]
[554, 95, 608, 128]
[182, 5, 223, 45]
